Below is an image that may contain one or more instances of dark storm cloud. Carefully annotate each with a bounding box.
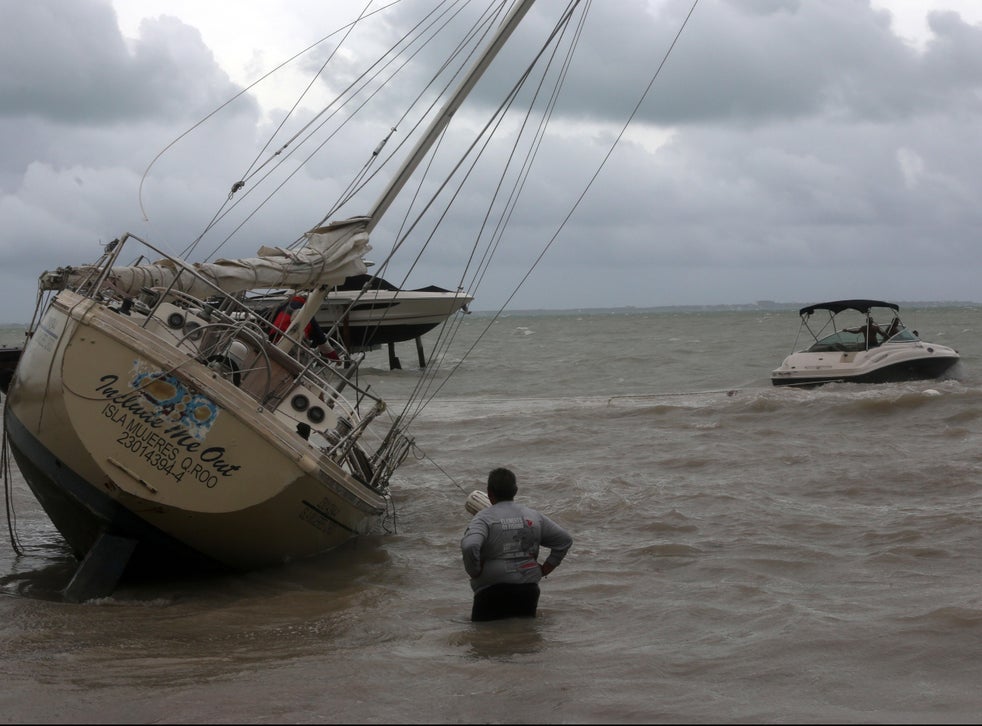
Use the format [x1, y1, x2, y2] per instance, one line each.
[0, 0, 244, 123]
[2, 0, 982, 323]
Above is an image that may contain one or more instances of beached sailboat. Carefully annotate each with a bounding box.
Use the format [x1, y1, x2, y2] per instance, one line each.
[0, 0, 538, 600]
[311, 274, 473, 353]
[2, 1, 693, 599]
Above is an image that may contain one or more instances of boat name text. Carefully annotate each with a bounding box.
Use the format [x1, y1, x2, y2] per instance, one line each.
[96, 374, 241, 486]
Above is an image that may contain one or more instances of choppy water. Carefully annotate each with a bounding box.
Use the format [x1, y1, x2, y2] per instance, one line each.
[2, 306, 982, 724]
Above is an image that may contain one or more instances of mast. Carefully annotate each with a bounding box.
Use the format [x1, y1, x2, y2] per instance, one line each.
[364, 0, 536, 234]
[283, 0, 536, 347]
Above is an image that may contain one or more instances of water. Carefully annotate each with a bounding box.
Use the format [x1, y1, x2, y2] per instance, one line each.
[2, 306, 982, 723]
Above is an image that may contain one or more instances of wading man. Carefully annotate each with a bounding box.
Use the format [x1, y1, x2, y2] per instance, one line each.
[460, 467, 573, 622]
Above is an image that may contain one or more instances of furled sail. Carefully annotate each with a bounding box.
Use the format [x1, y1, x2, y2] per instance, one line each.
[40, 218, 371, 298]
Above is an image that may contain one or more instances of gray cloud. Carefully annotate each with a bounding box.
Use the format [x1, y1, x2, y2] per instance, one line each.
[1, 0, 982, 324]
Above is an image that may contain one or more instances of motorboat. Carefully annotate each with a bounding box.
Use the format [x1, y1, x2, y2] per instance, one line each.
[771, 299, 960, 387]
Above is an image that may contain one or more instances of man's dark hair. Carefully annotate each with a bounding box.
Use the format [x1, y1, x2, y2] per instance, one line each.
[487, 467, 518, 501]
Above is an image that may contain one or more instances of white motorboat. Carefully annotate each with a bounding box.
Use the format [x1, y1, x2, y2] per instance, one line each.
[771, 299, 961, 387]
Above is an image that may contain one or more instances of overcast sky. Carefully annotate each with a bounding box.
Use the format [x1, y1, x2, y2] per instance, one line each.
[3, 0, 982, 323]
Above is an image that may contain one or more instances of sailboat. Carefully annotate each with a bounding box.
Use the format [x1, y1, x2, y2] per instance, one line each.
[2, 1, 693, 599]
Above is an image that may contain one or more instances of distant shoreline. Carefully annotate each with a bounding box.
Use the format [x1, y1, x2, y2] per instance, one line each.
[466, 300, 982, 316]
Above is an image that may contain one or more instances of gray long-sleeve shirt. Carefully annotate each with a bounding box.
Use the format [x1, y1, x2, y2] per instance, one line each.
[460, 500, 573, 593]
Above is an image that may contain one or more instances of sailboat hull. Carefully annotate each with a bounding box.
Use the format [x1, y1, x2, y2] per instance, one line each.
[4, 410, 215, 571]
[4, 291, 389, 574]
[258, 286, 474, 350]
[322, 300, 462, 348]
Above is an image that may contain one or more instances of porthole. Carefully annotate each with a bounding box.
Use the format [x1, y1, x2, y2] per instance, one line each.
[167, 312, 185, 329]
[307, 406, 326, 424]
[184, 321, 202, 341]
[291, 394, 310, 412]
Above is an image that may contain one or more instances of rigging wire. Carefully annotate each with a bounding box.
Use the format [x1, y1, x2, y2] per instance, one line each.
[312, 0, 508, 236]
[236, 0, 378, 192]
[210, 0, 477, 257]
[492, 0, 702, 312]
[137, 0, 402, 232]
[417, 0, 589, 417]
[182, 0, 419, 261]
[174, 0, 382, 261]
[142, 0, 493, 263]
[132, 0, 702, 492]
[421, 0, 701, 415]
[182, 0, 495, 265]
[377, 0, 702, 485]
[374, 0, 588, 426]
[218, 1, 512, 350]
[465, 0, 586, 301]
[319, 2, 512, 345]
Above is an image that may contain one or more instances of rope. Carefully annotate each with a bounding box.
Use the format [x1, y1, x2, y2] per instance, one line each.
[2, 420, 25, 556]
[401, 381, 747, 498]
[410, 442, 469, 495]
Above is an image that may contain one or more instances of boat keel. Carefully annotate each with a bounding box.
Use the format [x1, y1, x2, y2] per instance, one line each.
[62, 531, 138, 603]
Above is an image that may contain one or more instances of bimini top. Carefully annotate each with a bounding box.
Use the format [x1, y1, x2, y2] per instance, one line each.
[798, 299, 901, 317]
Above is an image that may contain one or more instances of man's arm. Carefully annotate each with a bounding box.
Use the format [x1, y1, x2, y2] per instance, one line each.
[460, 517, 489, 578]
[538, 514, 572, 573]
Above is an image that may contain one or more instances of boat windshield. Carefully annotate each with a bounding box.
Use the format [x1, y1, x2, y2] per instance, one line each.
[807, 330, 867, 353]
[885, 328, 918, 343]
[806, 325, 917, 352]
